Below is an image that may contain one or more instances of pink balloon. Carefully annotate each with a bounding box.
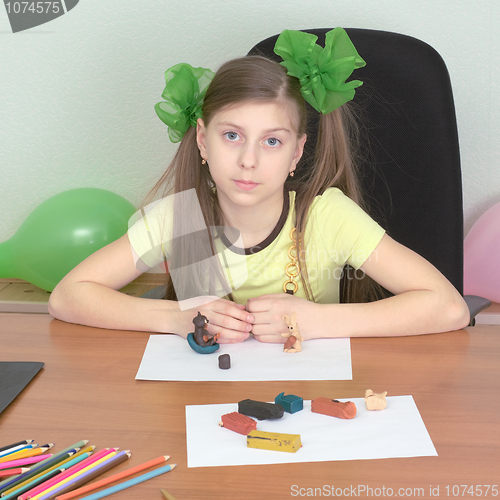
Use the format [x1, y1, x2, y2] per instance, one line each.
[464, 202, 500, 302]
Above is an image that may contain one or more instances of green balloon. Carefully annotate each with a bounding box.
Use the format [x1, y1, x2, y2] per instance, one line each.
[0, 188, 136, 291]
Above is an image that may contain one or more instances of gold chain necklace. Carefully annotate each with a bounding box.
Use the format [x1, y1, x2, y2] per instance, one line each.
[283, 227, 300, 294]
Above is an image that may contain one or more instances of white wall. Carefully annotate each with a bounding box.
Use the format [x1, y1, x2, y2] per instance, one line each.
[1, 0, 498, 243]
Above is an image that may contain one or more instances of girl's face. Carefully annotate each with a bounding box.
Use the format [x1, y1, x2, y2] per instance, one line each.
[196, 100, 306, 216]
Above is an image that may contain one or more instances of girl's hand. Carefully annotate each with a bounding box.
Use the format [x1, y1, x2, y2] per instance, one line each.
[181, 296, 254, 344]
[245, 294, 315, 343]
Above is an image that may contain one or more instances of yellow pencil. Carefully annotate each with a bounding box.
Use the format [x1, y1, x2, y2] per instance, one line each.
[161, 489, 178, 500]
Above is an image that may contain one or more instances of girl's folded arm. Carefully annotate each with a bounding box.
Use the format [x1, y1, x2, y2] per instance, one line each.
[48, 234, 183, 334]
[312, 234, 470, 339]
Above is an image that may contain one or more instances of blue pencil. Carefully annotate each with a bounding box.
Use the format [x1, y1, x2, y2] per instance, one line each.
[0, 474, 22, 488]
[77, 464, 176, 500]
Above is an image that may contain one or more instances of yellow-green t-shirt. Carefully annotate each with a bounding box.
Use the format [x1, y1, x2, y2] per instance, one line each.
[127, 188, 385, 304]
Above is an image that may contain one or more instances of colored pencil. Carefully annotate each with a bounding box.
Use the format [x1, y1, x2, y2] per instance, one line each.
[0, 444, 37, 459]
[18, 450, 108, 500]
[0, 454, 53, 470]
[16, 451, 98, 500]
[22, 439, 89, 479]
[55, 455, 170, 500]
[0, 441, 35, 454]
[161, 489, 178, 500]
[0, 475, 21, 489]
[29, 449, 120, 500]
[0, 446, 53, 463]
[52, 443, 89, 458]
[5, 449, 94, 497]
[28, 452, 120, 500]
[76, 464, 176, 500]
[42, 451, 131, 500]
[0, 449, 79, 495]
[0, 469, 64, 500]
[0, 468, 30, 478]
[0, 446, 24, 459]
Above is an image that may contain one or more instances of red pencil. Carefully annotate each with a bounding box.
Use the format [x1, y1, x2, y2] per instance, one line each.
[0, 467, 30, 478]
[55, 455, 170, 500]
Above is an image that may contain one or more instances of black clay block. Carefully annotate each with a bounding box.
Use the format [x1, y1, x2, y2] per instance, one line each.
[238, 399, 284, 420]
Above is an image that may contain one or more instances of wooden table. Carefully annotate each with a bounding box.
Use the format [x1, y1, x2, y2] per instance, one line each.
[1, 314, 499, 499]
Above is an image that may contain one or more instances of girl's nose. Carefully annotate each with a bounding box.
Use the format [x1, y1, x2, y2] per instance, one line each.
[239, 143, 258, 169]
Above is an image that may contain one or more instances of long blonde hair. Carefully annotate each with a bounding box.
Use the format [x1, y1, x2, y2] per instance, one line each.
[146, 55, 383, 303]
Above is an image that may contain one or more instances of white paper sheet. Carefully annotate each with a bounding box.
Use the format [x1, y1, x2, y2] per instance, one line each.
[186, 396, 437, 467]
[135, 335, 352, 381]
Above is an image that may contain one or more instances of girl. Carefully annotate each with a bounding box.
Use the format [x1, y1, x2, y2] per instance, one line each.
[48, 28, 469, 342]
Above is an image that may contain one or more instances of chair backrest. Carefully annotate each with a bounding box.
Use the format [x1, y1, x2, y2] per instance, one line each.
[248, 28, 464, 294]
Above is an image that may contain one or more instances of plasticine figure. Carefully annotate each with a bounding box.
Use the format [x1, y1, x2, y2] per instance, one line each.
[193, 311, 219, 347]
[187, 311, 220, 354]
[364, 389, 387, 410]
[281, 311, 303, 353]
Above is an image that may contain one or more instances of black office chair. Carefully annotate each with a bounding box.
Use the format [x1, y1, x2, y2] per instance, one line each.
[248, 28, 490, 325]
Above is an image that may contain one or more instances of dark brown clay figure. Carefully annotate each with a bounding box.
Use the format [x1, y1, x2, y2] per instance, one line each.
[192, 311, 218, 347]
[187, 311, 220, 354]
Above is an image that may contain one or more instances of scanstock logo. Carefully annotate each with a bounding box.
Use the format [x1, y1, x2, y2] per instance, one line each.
[3, 1, 79, 33]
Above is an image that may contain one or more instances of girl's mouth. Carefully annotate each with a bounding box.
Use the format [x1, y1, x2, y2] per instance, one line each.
[233, 180, 259, 191]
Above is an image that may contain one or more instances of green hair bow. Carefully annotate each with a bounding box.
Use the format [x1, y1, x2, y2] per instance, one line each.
[274, 28, 366, 114]
[155, 63, 215, 143]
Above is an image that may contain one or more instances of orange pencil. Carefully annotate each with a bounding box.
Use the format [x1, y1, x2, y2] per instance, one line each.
[55, 455, 170, 500]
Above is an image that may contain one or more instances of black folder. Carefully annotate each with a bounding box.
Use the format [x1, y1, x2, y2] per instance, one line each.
[0, 362, 44, 415]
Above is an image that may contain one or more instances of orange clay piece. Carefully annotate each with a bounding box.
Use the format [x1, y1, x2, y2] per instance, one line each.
[311, 397, 357, 419]
[281, 312, 303, 353]
[364, 389, 387, 410]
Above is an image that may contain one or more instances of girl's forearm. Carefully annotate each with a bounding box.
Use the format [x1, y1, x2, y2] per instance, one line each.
[309, 290, 469, 339]
[48, 282, 182, 335]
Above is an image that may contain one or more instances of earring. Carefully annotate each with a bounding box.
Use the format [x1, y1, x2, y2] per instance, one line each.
[289, 170, 295, 177]
[201, 158, 207, 165]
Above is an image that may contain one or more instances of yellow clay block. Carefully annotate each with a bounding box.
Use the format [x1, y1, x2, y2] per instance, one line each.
[247, 430, 301, 453]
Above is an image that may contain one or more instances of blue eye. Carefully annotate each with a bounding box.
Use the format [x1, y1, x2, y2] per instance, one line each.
[224, 131, 240, 141]
[265, 137, 281, 147]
